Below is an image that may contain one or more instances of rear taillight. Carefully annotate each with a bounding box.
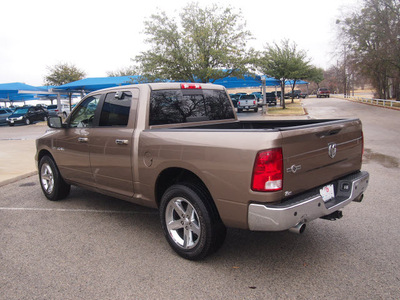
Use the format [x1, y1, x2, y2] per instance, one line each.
[252, 148, 283, 192]
[253, 101, 256, 105]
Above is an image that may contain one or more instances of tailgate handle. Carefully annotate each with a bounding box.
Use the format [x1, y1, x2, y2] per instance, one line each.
[78, 137, 89, 143]
[115, 139, 129, 145]
[316, 129, 341, 138]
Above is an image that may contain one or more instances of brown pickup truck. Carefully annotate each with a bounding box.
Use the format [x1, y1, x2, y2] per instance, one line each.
[36, 82, 369, 260]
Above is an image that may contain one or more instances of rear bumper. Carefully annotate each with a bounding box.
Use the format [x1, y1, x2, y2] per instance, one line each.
[238, 105, 257, 109]
[248, 171, 369, 231]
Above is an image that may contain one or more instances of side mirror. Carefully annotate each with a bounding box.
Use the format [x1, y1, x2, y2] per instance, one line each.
[115, 91, 125, 99]
[48, 117, 64, 128]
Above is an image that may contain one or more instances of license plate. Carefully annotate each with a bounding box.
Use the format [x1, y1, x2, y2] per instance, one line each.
[245, 106, 249, 109]
[10, 120, 14, 124]
[320, 184, 335, 202]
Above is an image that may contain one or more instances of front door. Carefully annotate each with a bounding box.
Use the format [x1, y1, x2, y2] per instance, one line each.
[54, 94, 102, 187]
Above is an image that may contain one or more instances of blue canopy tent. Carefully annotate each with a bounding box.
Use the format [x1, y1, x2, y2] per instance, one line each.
[54, 76, 140, 93]
[53, 75, 284, 93]
[0, 82, 48, 105]
[214, 75, 281, 88]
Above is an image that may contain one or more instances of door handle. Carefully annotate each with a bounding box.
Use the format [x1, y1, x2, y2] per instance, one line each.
[115, 139, 129, 145]
[78, 137, 89, 143]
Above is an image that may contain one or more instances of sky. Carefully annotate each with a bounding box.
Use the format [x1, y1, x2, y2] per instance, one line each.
[0, 0, 360, 86]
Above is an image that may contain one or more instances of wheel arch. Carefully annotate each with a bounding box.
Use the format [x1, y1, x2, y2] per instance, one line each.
[37, 149, 55, 167]
[154, 167, 219, 215]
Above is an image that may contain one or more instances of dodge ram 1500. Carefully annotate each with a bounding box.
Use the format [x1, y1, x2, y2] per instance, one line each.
[36, 82, 369, 260]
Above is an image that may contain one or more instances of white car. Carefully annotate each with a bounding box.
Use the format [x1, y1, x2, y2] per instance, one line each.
[46, 104, 73, 118]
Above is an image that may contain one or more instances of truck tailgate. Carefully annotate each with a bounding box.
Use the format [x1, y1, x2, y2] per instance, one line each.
[280, 119, 363, 196]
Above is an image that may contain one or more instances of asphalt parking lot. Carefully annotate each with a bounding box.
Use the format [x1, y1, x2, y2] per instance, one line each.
[1, 98, 400, 299]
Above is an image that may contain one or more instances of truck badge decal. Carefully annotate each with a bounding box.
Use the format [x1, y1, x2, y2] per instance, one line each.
[328, 143, 337, 159]
[287, 165, 301, 173]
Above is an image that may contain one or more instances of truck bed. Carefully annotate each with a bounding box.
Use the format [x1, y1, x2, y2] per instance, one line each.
[175, 119, 354, 131]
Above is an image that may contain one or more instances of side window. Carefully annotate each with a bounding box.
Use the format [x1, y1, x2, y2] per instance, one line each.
[99, 91, 132, 126]
[69, 95, 101, 128]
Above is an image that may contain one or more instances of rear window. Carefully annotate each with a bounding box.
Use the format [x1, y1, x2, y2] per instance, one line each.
[149, 89, 235, 126]
[240, 95, 256, 100]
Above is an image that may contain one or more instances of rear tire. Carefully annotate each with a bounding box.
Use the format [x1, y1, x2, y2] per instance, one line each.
[160, 183, 226, 260]
[39, 155, 70, 201]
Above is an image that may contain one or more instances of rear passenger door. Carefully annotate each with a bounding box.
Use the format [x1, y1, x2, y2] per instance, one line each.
[89, 90, 136, 197]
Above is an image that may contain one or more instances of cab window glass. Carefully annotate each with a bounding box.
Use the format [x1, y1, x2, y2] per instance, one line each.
[99, 91, 132, 126]
[69, 95, 101, 128]
[149, 89, 234, 126]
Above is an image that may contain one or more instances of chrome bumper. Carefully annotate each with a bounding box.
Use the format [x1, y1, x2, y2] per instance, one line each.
[248, 171, 369, 231]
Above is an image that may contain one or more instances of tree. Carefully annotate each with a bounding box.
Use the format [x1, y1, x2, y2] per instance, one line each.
[257, 40, 314, 108]
[134, 3, 253, 83]
[337, 0, 400, 99]
[44, 63, 86, 86]
[308, 67, 324, 89]
[107, 66, 138, 77]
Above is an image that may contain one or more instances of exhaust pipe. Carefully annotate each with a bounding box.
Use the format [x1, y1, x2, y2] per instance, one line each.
[289, 222, 306, 234]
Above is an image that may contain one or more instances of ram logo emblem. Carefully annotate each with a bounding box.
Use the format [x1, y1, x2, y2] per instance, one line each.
[328, 143, 337, 159]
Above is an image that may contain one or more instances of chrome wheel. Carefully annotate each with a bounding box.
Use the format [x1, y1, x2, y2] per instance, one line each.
[165, 197, 201, 249]
[40, 162, 54, 194]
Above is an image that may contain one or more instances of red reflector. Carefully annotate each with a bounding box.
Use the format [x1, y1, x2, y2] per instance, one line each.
[181, 83, 202, 89]
[252, 148, 283, 192]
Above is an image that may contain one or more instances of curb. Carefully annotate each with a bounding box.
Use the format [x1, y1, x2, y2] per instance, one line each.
[0, 171, 38, 187]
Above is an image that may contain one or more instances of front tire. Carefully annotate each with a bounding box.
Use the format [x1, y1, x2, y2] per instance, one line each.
[39, 155, 70, 201]
[160, 183, 226, 260]
[25, 118, 30, 125]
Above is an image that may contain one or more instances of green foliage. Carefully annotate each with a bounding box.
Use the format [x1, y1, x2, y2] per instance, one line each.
[107, 66, 138, 77]
[337, 0, 400, 99]
[308, 67, 324, 86]
[134, 3, 253, 83]
[257, 40, 314, 107]
[44, 63, 86, 86]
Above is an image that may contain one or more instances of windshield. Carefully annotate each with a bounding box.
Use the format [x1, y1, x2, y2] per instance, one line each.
[13, 107, 29, 114]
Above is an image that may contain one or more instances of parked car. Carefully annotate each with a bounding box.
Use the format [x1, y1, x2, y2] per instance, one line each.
[317, 88, 330, 98]
[237, 94, 258, 112]
[251, 92, 263, 106]
[285, 90, 307, 99]
[229, 94, 240, 108]
[7, 106, 48, 126]
[0, 108, 12, 125]
[46, 104, 73, 118]
[265, 92, 278, 106]
[46, 105, 59, 117]
[60, 104, 72, 118]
